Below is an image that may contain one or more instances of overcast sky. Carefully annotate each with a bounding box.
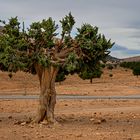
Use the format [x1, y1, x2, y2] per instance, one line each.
[0, 0, 140, 58]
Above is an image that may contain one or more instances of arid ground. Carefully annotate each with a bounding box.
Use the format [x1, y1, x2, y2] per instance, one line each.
[0, 67, 140, 140]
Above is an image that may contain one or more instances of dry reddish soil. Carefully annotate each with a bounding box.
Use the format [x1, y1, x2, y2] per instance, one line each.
[0, 67, 140, 96]
[0, 67, 140, 140]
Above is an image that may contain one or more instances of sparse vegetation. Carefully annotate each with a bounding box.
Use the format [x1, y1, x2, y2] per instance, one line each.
[120, 61, 140, 77]
[133, 66, 140, 77]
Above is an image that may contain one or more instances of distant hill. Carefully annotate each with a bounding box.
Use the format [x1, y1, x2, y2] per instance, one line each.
[121, 56, 140, 62]
[106, 55, 140, 63]
[105, 55, 120, 63]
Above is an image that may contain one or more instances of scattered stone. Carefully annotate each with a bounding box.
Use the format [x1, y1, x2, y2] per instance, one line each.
[94, 120, 102, 124]
[14, 120, 23, 125]
[22, 134, 28, 138]
[14, 120, 27, 125]
[64, 104, 68, 106]
[36, 132, 40, 136]
[28, 124, 34, 128]
[20, 122, 26, 126]
[8, 116, 12, 119]
[40, 121, 48, 125]
[100, 118, 106, 123]
[26, 117, 32, 124]
[91, 117, 106, 124]
[90, 118, 95, 121]
[0, 119, 2, 122]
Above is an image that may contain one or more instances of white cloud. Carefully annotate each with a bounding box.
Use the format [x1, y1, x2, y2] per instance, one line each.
[101, 27, 140, 50]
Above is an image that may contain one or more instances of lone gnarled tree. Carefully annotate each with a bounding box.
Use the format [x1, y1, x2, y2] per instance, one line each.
[0, 13, 114, 123]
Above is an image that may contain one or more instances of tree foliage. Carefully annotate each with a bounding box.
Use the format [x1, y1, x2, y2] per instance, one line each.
[120, 62, 140, 70]
[133, 66, 140, 77]
[0, 17, 28, 72]
[120, 61, 140, 77]
[0, 13, 114, 77]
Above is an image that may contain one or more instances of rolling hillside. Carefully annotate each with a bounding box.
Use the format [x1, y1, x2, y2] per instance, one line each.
[121, 56, 140, 62]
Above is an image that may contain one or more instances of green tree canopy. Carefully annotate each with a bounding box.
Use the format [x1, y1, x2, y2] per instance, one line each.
[133, 66, 140, 77]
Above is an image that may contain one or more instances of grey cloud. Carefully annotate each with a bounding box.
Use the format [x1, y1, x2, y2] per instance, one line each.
[0, 0, 140, 58]
[110, 44, 140, 58]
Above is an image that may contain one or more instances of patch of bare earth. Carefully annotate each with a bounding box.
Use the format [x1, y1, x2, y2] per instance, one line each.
[0, 67, 140, 140]
[0, 67, 140, 96]
[0, 100, 140, 140]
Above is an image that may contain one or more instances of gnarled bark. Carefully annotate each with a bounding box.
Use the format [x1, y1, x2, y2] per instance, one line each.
[34, 64, 59, 123]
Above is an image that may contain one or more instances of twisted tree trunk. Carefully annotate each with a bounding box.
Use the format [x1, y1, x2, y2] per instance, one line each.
[34, 64, 59, 123]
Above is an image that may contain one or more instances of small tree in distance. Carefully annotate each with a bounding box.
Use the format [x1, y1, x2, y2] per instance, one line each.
[0, 13, 114, 124]
[133, 66, 140, 77]
[78, 64, 103, 83]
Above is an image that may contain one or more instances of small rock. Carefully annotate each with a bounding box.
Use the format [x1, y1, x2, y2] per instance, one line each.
[40, 121, 48, 125]
[94, 120, 102, 124]
[36, 132, 40, 135]
[8, 116, 12, 119]
[20, 122, 26, 126]
[14, 120, 22, 125]
[90, 118, 95, 121]
[0, 120, 2, 122]
[100, 118, 106, 123]
[28, 124, 34, 128]
[92, 118, 106, 124]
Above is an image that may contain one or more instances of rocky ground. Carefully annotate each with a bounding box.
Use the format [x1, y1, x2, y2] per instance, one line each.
[0, 67, 140, 140]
